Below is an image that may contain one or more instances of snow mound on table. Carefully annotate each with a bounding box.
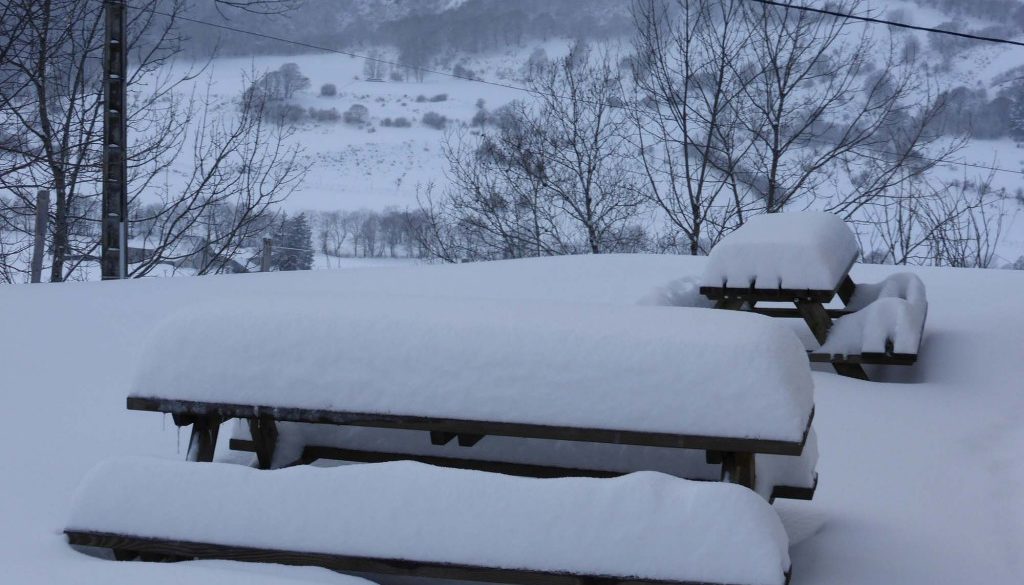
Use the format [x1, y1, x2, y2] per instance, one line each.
[701, 212, 860, 291]
[846, 272, 927, 311]
[67, 458, 791, 585]
[638, 276, 715, 308]
[821, 273, 928, 356]
[131, 294, 814, 443]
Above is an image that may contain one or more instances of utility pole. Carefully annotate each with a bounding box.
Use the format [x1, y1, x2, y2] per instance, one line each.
[261, 238, 273, 272]
[31, 191, 49, 283]
[101, 0, 128, 280]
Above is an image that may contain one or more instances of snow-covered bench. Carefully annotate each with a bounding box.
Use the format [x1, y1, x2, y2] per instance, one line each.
[813, 273, 927, 368]
[699, 213, 927, 380]
[127, 295, 815, 494]
[66, 459, 793, 585]
[229, 422, 819, 502]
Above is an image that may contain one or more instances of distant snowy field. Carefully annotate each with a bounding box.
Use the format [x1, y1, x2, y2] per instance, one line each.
[1, 255, 1022, 584]
[154, 24, 1024, 264]
[170, 43, 568, 211]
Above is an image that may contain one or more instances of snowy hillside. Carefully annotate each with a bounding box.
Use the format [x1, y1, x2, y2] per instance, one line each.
[150, 0, 1024, 264]
[1, 255, 1022, 584]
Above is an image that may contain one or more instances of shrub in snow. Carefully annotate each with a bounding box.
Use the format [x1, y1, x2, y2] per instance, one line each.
[320, 83, 337, 97]
[453, 63, 476, 80]
[391, 116, 411, 128]
[389, 70, 404, 82]
[309, 107, 340, 123]
[475, 98, 486, 109]
[471, 109, 490, 127]
[415, 95, 427, 103]
[343, 104, 369, 125]
[428, 93, 448, 103]
[422, 111, 447, 130]
[265, 102, 307, 126]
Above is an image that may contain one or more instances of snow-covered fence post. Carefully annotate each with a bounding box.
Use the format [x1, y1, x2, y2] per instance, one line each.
[30, 190, 49, 283]
[261, 238, 272, 272]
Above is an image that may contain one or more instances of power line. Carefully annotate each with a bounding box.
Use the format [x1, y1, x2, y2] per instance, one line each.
[136, 4, 1024, 178]
[743, 0, 1024, 48]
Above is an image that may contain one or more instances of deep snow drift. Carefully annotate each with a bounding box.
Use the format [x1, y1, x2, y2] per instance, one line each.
[1, 254, 1022, 584]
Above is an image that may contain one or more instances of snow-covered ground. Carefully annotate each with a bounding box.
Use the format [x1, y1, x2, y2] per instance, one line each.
[1, 254, 1022, 584]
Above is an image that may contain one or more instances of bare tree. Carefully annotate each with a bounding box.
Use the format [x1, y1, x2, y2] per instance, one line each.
[0, 0, 306, 283]
[127, 77, 306, 277]
[430, 42, 645, 259]
[630, 0, 754, 255]
[629, 0, 964, 256]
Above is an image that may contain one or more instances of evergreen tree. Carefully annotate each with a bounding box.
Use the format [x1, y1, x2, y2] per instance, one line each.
[1010, 82, 1024, 141]
[269, 212, 315, 271]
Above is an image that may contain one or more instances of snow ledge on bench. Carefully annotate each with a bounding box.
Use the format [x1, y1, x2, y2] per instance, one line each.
[701, 212, 860, 291]
[67, 458, 791, 585]
[820, 273, 927, 356]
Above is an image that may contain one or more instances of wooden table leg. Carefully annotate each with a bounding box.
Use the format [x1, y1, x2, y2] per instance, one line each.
[714, 297, 747, 310]
[833, 362, 870, 380]
[248, 416, 278, 470]
[186, 416, 221, 463]
[838, 275, 857, 305]
[720, 452, 756, 491]
[796, 300, 832, 345]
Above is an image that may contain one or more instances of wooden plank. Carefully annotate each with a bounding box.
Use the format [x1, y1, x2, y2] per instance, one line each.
[700, 286, 836, 304]
[808, 352, 918, 366]
[66, 531, 785, 585]
[769, 474, 818, 503]
[231, 439, 622, 479]
[750, 307, 853, 319]
[127, 397, 813, 457]
[458, 433, 484, 447]
[700, 253, 857, 305]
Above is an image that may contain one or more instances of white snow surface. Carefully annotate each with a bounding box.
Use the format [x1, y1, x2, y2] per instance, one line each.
[821, 273, 928, 356]
[701, 213, 861, 291]
[131, 296, 814, 443]
[68, 458, 791, 585]
[2, 254, 1024, 585]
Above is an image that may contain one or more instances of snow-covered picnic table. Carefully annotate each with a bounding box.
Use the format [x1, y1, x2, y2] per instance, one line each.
[700, 212, 927, 380]
[127, 294, 816, 494]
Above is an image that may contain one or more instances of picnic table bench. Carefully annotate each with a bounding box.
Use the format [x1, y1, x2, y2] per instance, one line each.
[66, 459, 794, 585]
[227, 422, 819, 502]
[127, 294, 816, 496]
[699, 212, 927, 380]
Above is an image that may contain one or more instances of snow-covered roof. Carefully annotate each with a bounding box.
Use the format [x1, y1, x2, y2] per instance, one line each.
[701, 212, 860, 291]
[131, 295, 814, 444]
